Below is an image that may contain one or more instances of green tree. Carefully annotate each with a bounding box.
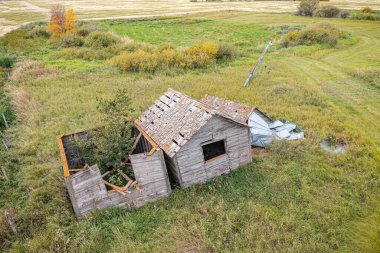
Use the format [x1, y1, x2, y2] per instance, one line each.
[79, 89, 136, 180]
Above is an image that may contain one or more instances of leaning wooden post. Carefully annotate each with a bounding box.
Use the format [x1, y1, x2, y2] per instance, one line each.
[2, 138, 9, 150]
[2, 113, 9, 129]
[0, 130, 10, 149]
[1, 166, 9, 180]
[4, 210, 17, 234]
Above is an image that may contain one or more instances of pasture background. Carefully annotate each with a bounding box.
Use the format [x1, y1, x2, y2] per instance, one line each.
[0, 7, 379, 253]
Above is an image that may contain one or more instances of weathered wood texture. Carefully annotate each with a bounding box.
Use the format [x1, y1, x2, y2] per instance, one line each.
[1, 166, 9, 180]
[65, 149, 171, 219]
[174, 115, 252, 188]
[4, 210, 16, 234]
[164, 153, 182, 186]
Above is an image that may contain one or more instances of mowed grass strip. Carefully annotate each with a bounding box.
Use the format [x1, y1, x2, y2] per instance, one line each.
[0, 12, 379, 252]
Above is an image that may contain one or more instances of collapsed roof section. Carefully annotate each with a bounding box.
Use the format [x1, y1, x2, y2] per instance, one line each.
[135, 89, 249, 158]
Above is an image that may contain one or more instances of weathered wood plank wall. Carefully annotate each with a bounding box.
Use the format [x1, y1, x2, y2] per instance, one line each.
[65, 149, 171, 219]
[175, 115, 252, 188]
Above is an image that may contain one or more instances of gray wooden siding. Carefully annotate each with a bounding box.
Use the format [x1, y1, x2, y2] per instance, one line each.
[175, 116, 252, 188]
[65, 165, 108, 219]
[164, 153, 182, 185]
[65, 149, 171, 219]
[130, 149, 172, 206]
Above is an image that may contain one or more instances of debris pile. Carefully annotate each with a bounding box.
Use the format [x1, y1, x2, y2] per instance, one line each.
[320, 140, 345, 154]
[248, 110, 304, 147]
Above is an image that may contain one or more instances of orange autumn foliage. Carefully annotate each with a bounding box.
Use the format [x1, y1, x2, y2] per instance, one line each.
[49, 4, 66, 37]
[65, 9, 77, 33]
[49, 5, 77, 36]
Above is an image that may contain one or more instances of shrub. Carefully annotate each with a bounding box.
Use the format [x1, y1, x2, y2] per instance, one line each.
[0, 56, 16, 69]
[155, 44, 176, 53]
[84, 32, 120, 48]
[339, 10, 350, 19]
[297, 0, 320, 16]
[20, 21, 47, 31]
[188, 41, 219, 58]
[60, 33, 84, 47]
[2, 30, 45, 52]
[76, 23, 98, 37]
[361, 7, 374, 13]
[216, 43, 238, 60]
[75, 88, 136, 181]
[185, 41, 219, 68]
[315, 5, 341, 18]
[156, 48, 184, 69]
[25, 27, 51, 39]
[281, 24, 343, 48]
[110, 49, 158, 72]
[350, 12, 379, 21]
[76, 28, 91, 37]
[71, 97, 137, 187]
[110, 41, 235, 72]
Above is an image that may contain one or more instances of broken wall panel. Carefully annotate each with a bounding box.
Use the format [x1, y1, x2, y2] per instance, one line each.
[59, 130, 171, 219]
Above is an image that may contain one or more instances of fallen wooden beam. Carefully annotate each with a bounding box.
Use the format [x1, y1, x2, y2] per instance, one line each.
[117, 169, 132, 182]
[2, 139, 9, 150]
[2, 113, 9, 129]
[103, 181, 131, 195]
[1, 166, 9, 180]
[101, 170, 113, 178]
[4, 210, 16, 234]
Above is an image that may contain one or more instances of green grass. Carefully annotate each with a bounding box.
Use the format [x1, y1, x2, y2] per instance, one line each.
[102, 18, 270, 51]
[0, 12, 379, 252]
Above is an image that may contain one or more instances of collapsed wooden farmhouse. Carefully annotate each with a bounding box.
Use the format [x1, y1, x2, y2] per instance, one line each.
[136, 89, 252, 188]
[58, 88, 261, 218]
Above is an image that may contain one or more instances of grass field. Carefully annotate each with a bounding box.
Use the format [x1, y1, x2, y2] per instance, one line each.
[1, 0, 380, 36]
[0, 10, 380, 252]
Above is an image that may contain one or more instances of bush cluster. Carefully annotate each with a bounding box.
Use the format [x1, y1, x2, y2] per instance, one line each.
[350, 8, 380, 20]
[84, 32, 120, 48]
[59, 33, 84, 47]
[280, 24, 345, 48]
[25, 27, 51, 39]
[296, 0, 319, 17]
[315, 5, 341, 18]
[110, 41, 236, 72]
[296, 0, 379, 20]
[0, 56, 16, 69]
[296, 0, 344, 18]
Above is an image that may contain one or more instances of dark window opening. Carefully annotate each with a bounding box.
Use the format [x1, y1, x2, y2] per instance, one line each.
[202, 140, 226, 162]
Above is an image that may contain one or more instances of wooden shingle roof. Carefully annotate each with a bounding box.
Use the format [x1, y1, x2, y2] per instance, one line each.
[135, 89, 248, 157]
[202, 95, 254, 124]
